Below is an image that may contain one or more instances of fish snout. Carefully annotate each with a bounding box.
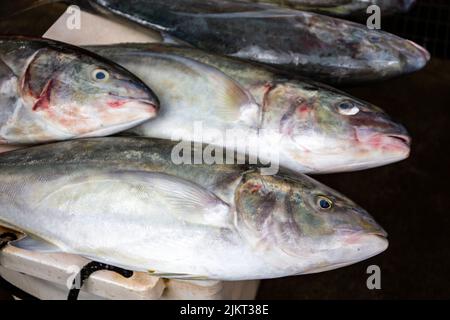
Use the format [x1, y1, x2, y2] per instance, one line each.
[134, 83, 160, 116]
[346, 232, 389, 258]
[114, 78, 160, 116]
[381, 122, 411, 156]
[341, 220, 388, 246]
[402, 40, 430, 73]
[119, 98, 159, 117]
[356, 120, 411, 157]
[341, 207, 388, 239]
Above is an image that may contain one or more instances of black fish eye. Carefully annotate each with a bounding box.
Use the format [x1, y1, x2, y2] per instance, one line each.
[339, 102, 351, 109]
[92, 68, 110, 82]
[337, 101, 359, 115]
[317, 196, 333, 210]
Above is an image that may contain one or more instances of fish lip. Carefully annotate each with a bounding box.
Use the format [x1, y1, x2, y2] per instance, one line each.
[299, 233, 388, 275]
[370, 230, 388, 239]
[386, 134, 411, 147]
[135, 100, 159, 113]
[384, 133, 411, 157]
[339, 229, 388, 239]
[107, 93, 160, 113]
[356, 126, 411, 155]
[340, 230, 389, 251]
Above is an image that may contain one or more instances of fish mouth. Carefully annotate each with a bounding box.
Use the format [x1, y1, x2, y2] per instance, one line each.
[387, 134, 410, 146]
[301, 233, 388, 275]
[74, 96, 159, 139]
[128, 99, 159, 116]
[359, 128, 411, 157]
[342, 230, 389, 253]
[370, 230, 388, 239]
[383, 133, 411, 157]
[108, 92, 160, 113]
[108, 94, 159, 116]
[339, 228, 388, 239]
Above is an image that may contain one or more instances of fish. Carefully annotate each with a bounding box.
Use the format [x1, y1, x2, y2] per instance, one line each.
[244, 0, 416, 18]
[87, 43, 411, 174]
[0, 37, 159, 145]
[89, 0, 429, 84]
[0, 137, 388, 280]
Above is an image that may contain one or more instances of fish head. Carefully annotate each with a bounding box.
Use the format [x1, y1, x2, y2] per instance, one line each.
[308, 17, 429, 80]
[346, 27, 430, 78]
[266, 81, 410, 172]
[235, 171, 388, 275]
[21, 45, 159, 141]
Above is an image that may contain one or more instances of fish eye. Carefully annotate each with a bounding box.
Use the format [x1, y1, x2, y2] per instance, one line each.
[316, 196, 333, 210]
[337, 101, 359, 115]
[92, 68, 110, 82]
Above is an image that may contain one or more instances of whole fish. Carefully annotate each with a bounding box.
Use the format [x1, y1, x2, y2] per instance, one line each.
[90, 0, 429, 84]
[0, 37, 159, 145]
[88, 43, 411, 174]
[245, 0, 416, 18]
[0, 137, 388, 280]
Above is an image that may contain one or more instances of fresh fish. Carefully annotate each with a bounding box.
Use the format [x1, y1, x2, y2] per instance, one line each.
[90, 0, 429, 84]
[87, 43, 411, 174]
[0, 137, 388, 280]
[0, 37, 159, 145]
[244, 0, 416, 18]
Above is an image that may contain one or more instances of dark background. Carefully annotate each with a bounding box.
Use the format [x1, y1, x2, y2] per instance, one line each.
[0, 0, 449, 300]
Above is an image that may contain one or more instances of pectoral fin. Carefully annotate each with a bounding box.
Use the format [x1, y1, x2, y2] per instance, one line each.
[126, 171, 233, 228]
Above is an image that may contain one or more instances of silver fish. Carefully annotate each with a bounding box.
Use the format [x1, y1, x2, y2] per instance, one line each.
[0, 37, 159, 145]
[90, 0, 429, 84]
[0, 137, 388, 280]
[88, 43, 411, 174]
